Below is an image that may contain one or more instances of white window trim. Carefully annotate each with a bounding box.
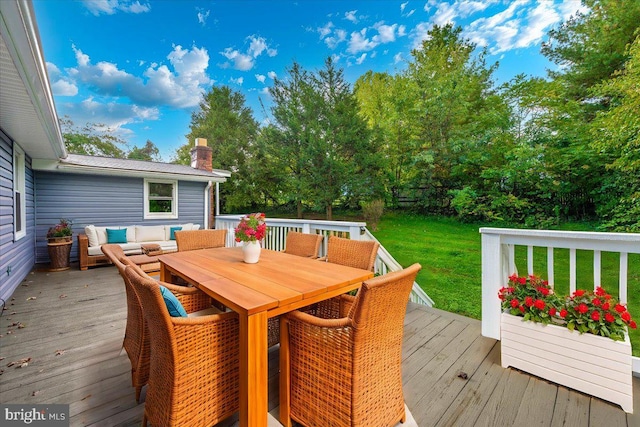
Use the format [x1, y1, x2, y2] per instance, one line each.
[13, 144, 26, 241]
[144, 178, 178, 219]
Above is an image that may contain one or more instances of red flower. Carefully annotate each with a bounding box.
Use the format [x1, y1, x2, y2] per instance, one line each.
[595, 287, 606, 296]
[560, 309, 568, 318]
[538, 287, 550, 296]
[509, 274, 518, 282]
[510, 299, 519, 308]
[630, 321, 637, 329]
[524, 296, 534, 307]
[577, 303, 588, 314]
[605, 313, 615, 323]
[615, 304, 626, 313]
[549, 307, 556, 317]
[534, 299, 545, 310]
[574, 289, 585, 297]
[519, 305, 525, 313]
[518, 277, 527, 285]
[591, 311, 600, 321]
[604, 294, 612, 300]
[602, 302, 610, 311]
[622, 311, 631, 322]
[592, 298, 601, 306]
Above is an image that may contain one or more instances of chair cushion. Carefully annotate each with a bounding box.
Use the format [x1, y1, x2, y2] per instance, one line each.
[170, 226, 182, 240]
[85, 225, 99, 247]
[159, 286, 187, 317]
[107, 228, 128, 244]
[187, 306, 224, 317]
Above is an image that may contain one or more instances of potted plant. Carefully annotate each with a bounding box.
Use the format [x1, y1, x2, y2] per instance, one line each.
[234, 213, 267, 263]
[498, 274, 635, 413]
[47, 218, 73, 243]
[47, 218, 73, 271]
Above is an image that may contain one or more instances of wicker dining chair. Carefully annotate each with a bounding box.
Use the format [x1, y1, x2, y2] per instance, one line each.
[124, 266, 240, 426]
[103, 247, 219, 402]
[175, 229, 227, 251]
[283, 231, 323, 259]
[281, 263, 422, 427]
[322, 235, 380, 272]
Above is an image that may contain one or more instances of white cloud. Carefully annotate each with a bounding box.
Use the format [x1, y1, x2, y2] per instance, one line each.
[318, 22, 334, 39]
[411, 22, 433, 49]
[325, 29, 347, 49]
[331, 53, 342, 64]
[431, 2, 458, 26]
[345, 10, 358, 23]
[59, 96, 159, 137]
[68, 44, 210, 108]
[267, 71, 277, 80]
[230, 77, 244, 85]
[347, 28, 377, 54]
[219, 35, 276, 71]
[220, 48, 254, 71]
[558, 1, 588, 21]
[81, 0, 150, 16]
[255, 74, 266, 83]
[394, 52, 404, 64]
[259, 87, 270, 96]
[514, 1, 560, 49]
[355, 53, 367, 65]
[400, 2, 408, 12]
[373, 22, 398, 43]
[52, 79, 79, 96]
[197, 9, 210, 25]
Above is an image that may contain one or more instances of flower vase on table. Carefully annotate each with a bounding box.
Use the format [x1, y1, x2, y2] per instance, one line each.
[234, 213, 267, 264]
[242, 241, 261, 264]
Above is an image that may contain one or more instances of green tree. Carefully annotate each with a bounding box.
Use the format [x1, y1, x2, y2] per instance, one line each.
[128, 140, 161, 161]
[180, 86, 259, 211]
[407, 24, 508, 213]
[60, 116, 127, 158]
[590, 35, 640, 231]
[355, 71, 420, 208]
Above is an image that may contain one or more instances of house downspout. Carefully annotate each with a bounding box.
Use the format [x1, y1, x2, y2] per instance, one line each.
[204, 181, 213, 229]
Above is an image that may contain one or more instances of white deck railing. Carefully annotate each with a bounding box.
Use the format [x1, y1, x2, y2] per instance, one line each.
[215, 215, 433, 306]
[480, 227, 640, 374]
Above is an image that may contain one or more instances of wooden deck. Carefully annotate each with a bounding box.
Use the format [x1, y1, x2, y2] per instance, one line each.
[1, 265, 638, 426]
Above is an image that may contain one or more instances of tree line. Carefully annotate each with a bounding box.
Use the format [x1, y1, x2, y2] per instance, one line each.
[63, 0, 640, 230]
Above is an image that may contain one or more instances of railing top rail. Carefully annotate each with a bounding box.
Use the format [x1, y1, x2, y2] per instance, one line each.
[216, 215, 367, 228]
[480, 227, 640, 242]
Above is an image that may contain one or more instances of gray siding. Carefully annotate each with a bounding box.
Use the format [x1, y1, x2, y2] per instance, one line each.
[34, 171, 207, 263]
[0, 131, 36, 302]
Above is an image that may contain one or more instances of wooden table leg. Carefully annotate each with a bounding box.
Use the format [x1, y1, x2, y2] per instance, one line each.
[239, 310, 268, 427]
[279, 316, 292, 427]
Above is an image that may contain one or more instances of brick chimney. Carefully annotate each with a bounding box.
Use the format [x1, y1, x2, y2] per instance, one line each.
[190, 138, 212, 172]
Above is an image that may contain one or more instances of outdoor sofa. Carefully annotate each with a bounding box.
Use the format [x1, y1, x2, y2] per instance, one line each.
[78, 223, 200, 270]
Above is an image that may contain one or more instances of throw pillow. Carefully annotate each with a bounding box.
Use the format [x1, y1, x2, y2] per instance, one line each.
[84, 225, 99, 247]
[106, 228, 127, 244]
[170, 226, 182, 240]
[159, 286, 188, 317]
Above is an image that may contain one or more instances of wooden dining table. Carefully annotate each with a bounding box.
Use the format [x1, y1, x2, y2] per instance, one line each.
[158, 246, 374, 427]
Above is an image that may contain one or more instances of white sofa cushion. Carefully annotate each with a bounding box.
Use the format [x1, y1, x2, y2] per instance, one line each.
[163, 223, 199, 240]
[89, 243, 142, 256]
[136, 225, 166, 242]
[85, 225, 99, 247]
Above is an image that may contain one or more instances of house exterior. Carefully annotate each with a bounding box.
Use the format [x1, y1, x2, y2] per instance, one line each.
[0, 1, 229, 302]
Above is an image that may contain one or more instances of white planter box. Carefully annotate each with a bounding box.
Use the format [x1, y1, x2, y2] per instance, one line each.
[501, 312, 633, 413]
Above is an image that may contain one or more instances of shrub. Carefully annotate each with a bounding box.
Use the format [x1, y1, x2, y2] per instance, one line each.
[361, 199, 384, 231]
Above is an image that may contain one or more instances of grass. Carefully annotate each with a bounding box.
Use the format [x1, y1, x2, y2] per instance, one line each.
[372, 212, 640, 357]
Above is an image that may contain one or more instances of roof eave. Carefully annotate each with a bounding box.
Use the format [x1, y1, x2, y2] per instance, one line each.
[32, 159, 228, 183]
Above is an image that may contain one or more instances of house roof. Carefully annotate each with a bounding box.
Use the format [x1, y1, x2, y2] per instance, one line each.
[32, 153, 231, 182]
[0, 0, 66, 160]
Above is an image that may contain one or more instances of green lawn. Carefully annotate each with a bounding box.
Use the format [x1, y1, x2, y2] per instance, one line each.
[372, 212, 640, 357]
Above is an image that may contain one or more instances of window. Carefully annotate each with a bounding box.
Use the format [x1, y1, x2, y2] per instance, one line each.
[13, 145, 26, 240]
[144, 179, 178, 219]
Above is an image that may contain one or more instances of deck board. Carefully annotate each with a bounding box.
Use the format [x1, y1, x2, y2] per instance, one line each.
[0, 265, 637, 426]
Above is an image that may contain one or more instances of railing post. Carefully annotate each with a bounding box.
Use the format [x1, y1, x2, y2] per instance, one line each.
[349, 226, 361, 240]
[481, 232, 503, 340]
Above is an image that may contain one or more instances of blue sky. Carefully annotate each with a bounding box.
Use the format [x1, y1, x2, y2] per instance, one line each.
[33, 0, 586, 161]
